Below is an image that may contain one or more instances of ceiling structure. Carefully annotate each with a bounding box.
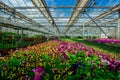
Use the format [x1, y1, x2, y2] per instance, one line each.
[0, 0, 120, 36]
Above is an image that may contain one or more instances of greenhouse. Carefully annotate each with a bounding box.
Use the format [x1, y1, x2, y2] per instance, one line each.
[0, 0, 120, 79]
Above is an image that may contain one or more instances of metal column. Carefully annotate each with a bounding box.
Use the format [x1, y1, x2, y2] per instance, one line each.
[16, 29, 19, 45]
[0, 27, 1, 56]
[82, 23, 85, 39]
[117, 10, 120, 39]
[85, 12, 108, 38]
[21, 29, 24, 46]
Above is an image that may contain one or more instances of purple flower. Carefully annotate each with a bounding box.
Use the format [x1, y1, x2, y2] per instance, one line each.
[33, 66, 44, 80]
[62, 52, 68, 58]
[95, 38, 120, 45]
[86, 51, 91, 57]
[114, 61, 120, 71]
[98, 64, 104, 68]
[109, 59, 116, 64]
[33, 66, 44, 73]
[107, 64, 115, 70]
[57, 47, 62, 52]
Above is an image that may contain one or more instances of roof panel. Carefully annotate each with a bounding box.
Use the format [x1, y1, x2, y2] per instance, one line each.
[0, 0, 119, 36]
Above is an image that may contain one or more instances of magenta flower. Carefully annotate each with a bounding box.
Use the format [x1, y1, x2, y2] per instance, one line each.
[107, 64, 115, 70]
[98, 64, 104, 68]
[57, 47, 62, 52]
[114, 61, 120, 70]
[62, 51, 68, 58]
[95, 38, 120, 45]
[33, 66, 44, 80]
[86, 51, 92, 57]
[109, 59, 116, 64]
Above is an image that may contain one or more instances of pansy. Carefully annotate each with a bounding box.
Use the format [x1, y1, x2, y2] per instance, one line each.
[1, 40, 120, 79]
[33, 66, 44, 80]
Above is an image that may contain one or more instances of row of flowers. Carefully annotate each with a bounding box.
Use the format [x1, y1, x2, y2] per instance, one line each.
[0, 40, 120, 80]
[87, 38, 120, 45]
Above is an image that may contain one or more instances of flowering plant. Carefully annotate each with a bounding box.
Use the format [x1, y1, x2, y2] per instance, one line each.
[0, 40, 120, 79]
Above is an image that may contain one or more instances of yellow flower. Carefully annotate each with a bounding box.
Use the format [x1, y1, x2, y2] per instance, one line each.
[18, 67, 22, 71]
[13, 66, 16, 71]
[11, 74, 16, 78]
[68, 71, 72, 75]
[26, 62, 29, 67]
[54, 74, 60, 80]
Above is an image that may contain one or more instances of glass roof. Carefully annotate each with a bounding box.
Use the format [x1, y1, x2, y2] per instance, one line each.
[0, 0, 120, 36]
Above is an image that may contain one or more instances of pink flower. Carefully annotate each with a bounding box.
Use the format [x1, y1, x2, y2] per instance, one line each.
[109, 59, 116, 64]
[114, 61, 120, 70]
[62, 52, 68, 58]
[107, 64, 115, 70]
[57, 47, 62, 52]
[98, 64, 104, 68]
[33, 66, 44, 80]
[86, 51, 91, 57]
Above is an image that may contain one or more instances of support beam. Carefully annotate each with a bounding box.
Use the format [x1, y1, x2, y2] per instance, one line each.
[117, 10, 120, 39]
[82, 23, 85, 38]
[32, 0, 60, 33]
[16, 29, 19, 44]
[11, 6, 113, 9]
[21, 29, 24, 44]
[64, 0, 90, 33]
[69, 18, 118, 34]
[85, 4, 120, 26]
[0, 1, 54, 33]
[85, 12, 108, 37]
[0, 16, 53, 35]
[0, 2, 38, 26]
[100, 18, 118, 26]
[73, 27, 101, 36]
[69, 4, 119, 35]
[0, 27, 2, 43]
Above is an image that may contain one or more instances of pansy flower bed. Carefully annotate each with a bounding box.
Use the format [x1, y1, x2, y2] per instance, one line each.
[85, 38, 120, 59]
[0, 40, 120, 80]
[96, 38, 120, 45]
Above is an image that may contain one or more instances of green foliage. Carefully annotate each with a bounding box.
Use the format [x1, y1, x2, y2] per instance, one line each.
[0, 39, 119, 79]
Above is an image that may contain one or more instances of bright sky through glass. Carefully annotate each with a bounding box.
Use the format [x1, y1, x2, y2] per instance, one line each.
[1, 0, 120, 35]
